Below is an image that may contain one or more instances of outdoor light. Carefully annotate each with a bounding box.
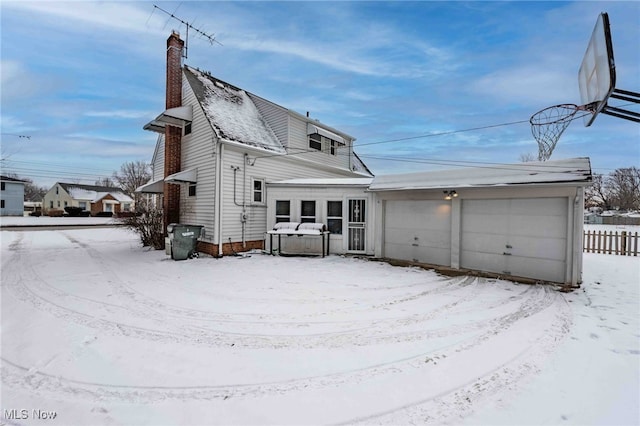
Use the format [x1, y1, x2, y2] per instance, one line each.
[444, 190, 458, 200]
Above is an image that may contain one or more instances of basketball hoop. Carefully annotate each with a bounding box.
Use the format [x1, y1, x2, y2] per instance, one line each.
[529, 104, 593, 161]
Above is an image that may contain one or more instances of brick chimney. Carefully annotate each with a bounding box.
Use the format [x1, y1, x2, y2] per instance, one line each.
[163, 31, 184, 231]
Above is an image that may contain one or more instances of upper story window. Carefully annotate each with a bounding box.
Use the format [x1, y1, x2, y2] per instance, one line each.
[56, 186, 59, 194]
[188, 184, 196, 197]
[184, 122, 192, 136]
[300, 200, 316, 223]
[1, 182, 4, 191]
[252, 178, 264, 203]
[275, 200, 290, 223]
[308, 133, 342, 156]
[309, 133, 322, 151]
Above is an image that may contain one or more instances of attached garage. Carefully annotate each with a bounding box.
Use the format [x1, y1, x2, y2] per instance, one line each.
[371, 158, 592, 286]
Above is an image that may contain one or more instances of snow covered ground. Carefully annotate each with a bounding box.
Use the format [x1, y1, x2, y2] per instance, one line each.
[0, 216, 117, 227]
[1, 226, 638, 425]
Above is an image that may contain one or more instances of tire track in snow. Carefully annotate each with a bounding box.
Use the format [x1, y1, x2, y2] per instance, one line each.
[1, 280, 564, 405]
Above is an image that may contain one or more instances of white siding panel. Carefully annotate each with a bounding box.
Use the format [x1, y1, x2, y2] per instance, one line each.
[152, 137, 164, 181]
[221, 146, 367, 245]
[178, 79, 217, 243]
[249, 95, 289, 148]
[287, 116, 350, 172]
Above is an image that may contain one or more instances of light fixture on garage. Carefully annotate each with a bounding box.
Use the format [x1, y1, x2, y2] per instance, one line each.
[444, 190, 458, 200]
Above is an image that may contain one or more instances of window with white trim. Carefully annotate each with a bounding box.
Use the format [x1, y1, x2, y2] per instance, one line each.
[188, 184, 196, 197]
[275, 200, 290, 223]
[252, 178, 264, 203]
[300, 200, 316, 223]
[308, 133, 342, 156]
[327, 201, 343, 234]
[309, 133, 322, 151]
[79, 202, 87, 210]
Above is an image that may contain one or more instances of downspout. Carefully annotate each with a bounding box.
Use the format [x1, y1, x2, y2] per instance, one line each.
[231, 163, 246, 248]
[573, 187, 584, 286]
[242, 153, 248, 248]
[216, 142, 225, 257]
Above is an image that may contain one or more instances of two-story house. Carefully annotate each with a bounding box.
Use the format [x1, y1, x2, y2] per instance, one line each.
[0, 175, 26, 216]
[139, 31, 373, 257]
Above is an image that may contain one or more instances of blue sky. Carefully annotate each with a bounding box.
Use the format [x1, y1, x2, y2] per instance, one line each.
[1, 1, 638, 188]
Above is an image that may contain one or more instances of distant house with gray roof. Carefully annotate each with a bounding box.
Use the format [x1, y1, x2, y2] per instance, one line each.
[43, 183, 133, 216]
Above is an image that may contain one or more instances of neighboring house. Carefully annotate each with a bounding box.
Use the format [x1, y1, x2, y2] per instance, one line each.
[139, 31, 373, 256]
[267, 158, 592, 286]
[43, 183, 133, 216]
[0, 175, 26, 216]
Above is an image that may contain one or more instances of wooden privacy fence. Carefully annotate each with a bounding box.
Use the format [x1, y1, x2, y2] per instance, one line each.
[583, 230, 639, 256]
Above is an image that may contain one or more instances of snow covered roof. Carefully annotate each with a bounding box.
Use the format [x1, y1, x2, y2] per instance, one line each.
[59, 183, 133, 203]
[184, 66, 285, 154]
[369, 158, 592, 191]
[269, 178, 373, 187]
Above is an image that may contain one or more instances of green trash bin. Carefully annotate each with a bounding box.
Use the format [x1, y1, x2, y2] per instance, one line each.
[167, 223, 204, 260]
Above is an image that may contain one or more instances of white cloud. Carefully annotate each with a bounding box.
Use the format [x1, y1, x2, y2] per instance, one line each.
[84, 110, 152, 119]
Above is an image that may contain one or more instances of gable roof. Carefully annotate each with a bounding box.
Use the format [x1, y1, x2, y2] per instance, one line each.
[57, 183, 133, 203]
[184, 66, 285, 153]
[368, 157, 592, 191]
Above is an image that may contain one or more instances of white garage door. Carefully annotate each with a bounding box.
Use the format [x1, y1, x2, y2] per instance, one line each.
[384, 200, 451, 266]
[461, 198, 567, 283]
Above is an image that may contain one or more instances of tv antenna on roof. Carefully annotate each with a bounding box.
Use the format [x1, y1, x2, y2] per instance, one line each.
[151, 4, 222, 59]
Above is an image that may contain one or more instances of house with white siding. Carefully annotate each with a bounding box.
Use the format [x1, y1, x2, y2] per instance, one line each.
[1, 175, 26, 216]
[266, 158, 592, 286]
[139, 31, 373, 257]
[43, 183, 134, 216]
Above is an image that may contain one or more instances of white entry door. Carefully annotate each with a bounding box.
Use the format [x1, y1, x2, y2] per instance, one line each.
[348, 199, 366, 252]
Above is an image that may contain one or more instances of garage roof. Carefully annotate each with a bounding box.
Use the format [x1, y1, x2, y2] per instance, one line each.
[368, 157, 592, 191]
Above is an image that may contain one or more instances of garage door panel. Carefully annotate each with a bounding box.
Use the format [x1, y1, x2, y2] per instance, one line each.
[507, 256, 565, 283]
[508, 198, 566, 215]
[461, 213, 510, 235]
[460, 231, 506, 253]
[509, 215, 565, 237]
[464, 199, 509, 214]
[385, 227, 450, 248]
[460, 250, 506, 274]
[508, 235, 566, 260]
[386, 243, 451, 266]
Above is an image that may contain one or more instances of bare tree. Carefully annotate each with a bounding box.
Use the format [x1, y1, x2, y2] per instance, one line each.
[518, 152, 536, 162]
[585, 174, 611, 210]
[585, 167, 640, 211]
[112, 161, 151, 198]
[95, 177, 117, 187]
[121, 198, 164, 250]
[608, 167, 640, 210]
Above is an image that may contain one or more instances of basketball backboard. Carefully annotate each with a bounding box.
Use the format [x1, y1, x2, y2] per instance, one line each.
[578, 12, 615, 127]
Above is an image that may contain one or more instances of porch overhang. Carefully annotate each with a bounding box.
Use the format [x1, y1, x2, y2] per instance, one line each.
[165, 168, 197, 185]
[143, 105, 193, 134]
[136, 178, 164, 193]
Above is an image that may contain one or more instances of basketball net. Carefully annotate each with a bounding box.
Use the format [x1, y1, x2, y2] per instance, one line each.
[529, 104, 593, 161]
